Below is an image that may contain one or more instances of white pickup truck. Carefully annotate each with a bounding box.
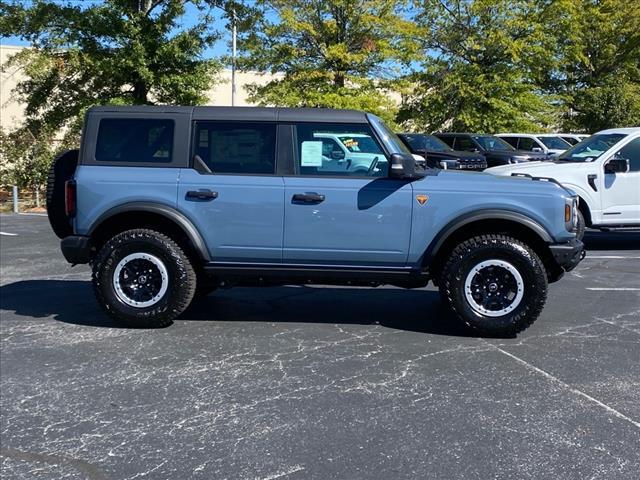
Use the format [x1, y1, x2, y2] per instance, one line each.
[486, 128, 640, 239]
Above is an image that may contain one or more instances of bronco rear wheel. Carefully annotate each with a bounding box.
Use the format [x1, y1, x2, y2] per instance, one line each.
[439, 234, 548, 337]
[93, 229, 196, 328]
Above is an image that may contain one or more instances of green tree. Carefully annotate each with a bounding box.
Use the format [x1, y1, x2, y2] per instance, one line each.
[0, 0, 224, 139]
[400, 0, 558, 133]
[538, 0, 640, 132]
[239, 0, 420, 123]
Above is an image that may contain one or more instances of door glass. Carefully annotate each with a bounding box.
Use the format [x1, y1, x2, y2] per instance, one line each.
[518, 137, 537, 150]
[193, 122, 276, 174]
[293, 123, 386, 176]
[96, 119, 174, 163]
[614, 138, 640, 171]
[454, 136, 476, 151]
[501, 137, 518, 148]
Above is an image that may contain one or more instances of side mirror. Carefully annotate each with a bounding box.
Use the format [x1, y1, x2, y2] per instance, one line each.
[532, 147, 543, 153]
[331, 150, 346, 160]
[389, 153, 425, 179]
[604, 158, 629, 174]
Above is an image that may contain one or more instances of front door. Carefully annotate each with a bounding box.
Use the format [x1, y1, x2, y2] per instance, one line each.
[282, 122, 413, 266]
[178, 121, 284, 262]
[600, 137, 640, 224]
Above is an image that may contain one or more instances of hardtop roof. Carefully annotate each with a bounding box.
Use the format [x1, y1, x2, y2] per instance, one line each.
[88, 105, 370, 123]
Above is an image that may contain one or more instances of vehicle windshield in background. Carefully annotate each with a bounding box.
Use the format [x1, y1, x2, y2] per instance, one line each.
[472, 135, 515, 151]
[557, 134, 627, 162]
[368, 115, 412, 155]
[539, 136, 571, 149]
[337, 135, 382, 154]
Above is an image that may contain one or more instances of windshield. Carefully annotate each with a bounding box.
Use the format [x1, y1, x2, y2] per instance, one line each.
[472, 135, 514, 151]
[538, 136, 571, 149]
[367, 115, 412, 154]
[557, 134, 627, 162]
[337, 135, 381, 154]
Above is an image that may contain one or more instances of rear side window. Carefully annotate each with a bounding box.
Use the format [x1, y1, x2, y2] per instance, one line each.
[194, 122, 276, 174]
[96, 119, 174, 163]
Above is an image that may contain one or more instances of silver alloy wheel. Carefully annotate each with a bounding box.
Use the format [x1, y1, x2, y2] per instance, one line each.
[113, 253, 169, 308]
[464, 259, 524, 317]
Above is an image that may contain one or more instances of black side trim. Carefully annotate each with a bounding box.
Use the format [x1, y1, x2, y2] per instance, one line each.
[424, 209, 554, 263]
[203, 263, 429, 287]
[61, 235, 92, 264]
[88, 202, 210, 261]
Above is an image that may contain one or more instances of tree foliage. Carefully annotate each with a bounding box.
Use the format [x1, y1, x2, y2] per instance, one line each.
[0, 0, 224, 137]
[400, 0, 559, 133]
[239, 0, 420, 123]
[539, 0, 640, 132]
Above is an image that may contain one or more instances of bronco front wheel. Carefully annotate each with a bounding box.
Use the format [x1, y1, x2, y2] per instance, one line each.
[439, 234, 548, 337]
[93, 229, 196, 328]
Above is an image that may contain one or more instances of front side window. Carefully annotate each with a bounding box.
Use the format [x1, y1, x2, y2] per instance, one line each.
[472, 135, 514, 151]
[294, 123, 386, 176]
[561, 136, 579, 145]
[455, 136, 477, 151]
[501, 137, 519, 148]
[193, 122, 276, 174]
[518, 137, 538, 151]
[613, 137, 640, 171]
[557, 134, 627, 163]
[96, 119, 174, 163]
[539, 136, 571, 149]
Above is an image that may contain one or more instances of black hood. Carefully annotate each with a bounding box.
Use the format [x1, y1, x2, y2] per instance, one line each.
[425, 149, 486, 162]
[483, 149, 548, 161]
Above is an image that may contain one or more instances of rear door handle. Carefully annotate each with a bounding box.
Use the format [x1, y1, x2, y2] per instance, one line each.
[186, 189, 218, 201]
[292, 192, 325, 204]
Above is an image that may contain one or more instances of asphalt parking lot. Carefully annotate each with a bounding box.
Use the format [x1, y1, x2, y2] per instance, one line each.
[1, 213, 639, 480]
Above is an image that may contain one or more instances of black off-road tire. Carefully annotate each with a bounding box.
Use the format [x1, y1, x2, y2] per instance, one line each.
[46, 149, 79, 239]
[439, 234, 548, 337]
[92, 229, 196, 328]
[575, 209, 586, 241]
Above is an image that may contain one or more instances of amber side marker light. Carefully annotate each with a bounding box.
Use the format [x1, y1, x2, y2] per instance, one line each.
[565, 204, 571, 222]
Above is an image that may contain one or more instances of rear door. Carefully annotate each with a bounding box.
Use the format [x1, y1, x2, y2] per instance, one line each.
[282, 122, 413, 266]
[600, 137, 640, 224]
[178, 121, 284, 262]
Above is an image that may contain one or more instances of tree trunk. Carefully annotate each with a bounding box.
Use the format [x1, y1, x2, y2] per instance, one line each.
[334, 73, 345, 88]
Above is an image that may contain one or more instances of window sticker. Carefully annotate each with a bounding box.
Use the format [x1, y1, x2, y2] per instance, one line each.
[301, 141, 323, 167]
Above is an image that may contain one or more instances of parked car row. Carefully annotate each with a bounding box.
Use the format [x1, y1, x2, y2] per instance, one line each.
[399, 132, 589, 171]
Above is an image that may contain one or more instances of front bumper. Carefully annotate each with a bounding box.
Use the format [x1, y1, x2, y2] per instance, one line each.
[61, 235, 92, 264]
[549, 238, 585, 272]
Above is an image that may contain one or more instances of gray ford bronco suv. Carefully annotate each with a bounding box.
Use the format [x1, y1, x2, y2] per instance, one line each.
[47, 106, 584, 336]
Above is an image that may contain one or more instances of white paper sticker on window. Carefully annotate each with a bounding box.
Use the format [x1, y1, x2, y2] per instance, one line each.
[301, 141, 323, 167]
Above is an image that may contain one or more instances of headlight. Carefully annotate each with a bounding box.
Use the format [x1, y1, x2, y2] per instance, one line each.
[565, 198, 578, 231]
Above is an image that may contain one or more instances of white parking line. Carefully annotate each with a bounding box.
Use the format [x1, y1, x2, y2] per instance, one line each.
[0, 232, 18, 236]
[18, 212, 47, 216]
[586, 287, 640, 291]
[587, 255, 640, 259]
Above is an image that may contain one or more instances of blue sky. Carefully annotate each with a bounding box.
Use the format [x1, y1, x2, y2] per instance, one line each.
[1, 0, 240, 61]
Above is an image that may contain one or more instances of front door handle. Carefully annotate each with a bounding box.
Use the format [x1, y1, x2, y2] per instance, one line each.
[186, 189, 218, 201]
[292, 192, 325, 204]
